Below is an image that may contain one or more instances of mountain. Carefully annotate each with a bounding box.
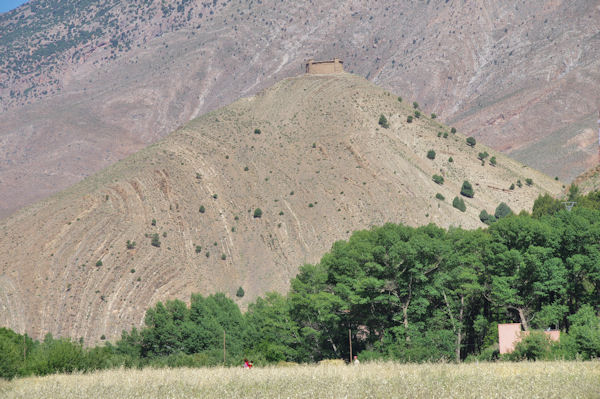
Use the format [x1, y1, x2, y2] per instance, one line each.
[0, 72, 563, 343]
[1, 0, 598, 218]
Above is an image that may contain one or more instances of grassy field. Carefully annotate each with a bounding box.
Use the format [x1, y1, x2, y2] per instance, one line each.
[1, 361, 598, 398]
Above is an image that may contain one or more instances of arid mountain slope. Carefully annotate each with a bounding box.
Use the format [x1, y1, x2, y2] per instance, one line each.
[0, 73, 562, 343]
[1, 0, 598, 218]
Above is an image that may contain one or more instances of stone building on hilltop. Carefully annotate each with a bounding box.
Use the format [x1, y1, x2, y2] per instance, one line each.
[305, 58, 344, 74]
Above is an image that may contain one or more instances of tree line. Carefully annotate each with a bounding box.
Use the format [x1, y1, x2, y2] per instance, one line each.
[2, 189, 600, 379]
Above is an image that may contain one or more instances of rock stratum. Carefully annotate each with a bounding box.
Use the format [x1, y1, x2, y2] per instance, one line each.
[1, 0, 599, 218]
[0, 74, 562, 343]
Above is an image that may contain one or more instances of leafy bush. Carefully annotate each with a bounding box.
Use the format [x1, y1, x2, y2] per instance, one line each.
[525, 178, 533, 186]
[426, 150, 436, 160]
[254, 128, 261, 134]
[517, 180, 523, 188]
[126, 240, 136, 250]
[448, 157, 453, 162]
[431, 113, 437, 119]
[494, 202, 513, 219]
[466, 137, 476, 147]
[407, 115, 413, 123]
[253, 208, 263, 218]
[96, 260, 103, 267]
[432, 175, 444, 185]
[435, 193, 445, 201]
[510, 183, 515, 190]
[199, 205, 205, 213]
[151, 233, 161, 247]
[479, 210, 496, 225]
[460, 181, 474, 198]
[414, 110, 421, 118]
[236, 287, 245, 298]
[509, 331, 552, 361]
[453, 196, 466, 212]
[378, 114, 389, 129]
[221, 254, 227, 260]
[451, 127, 457, 134]
[151, 219, 156, 226]
[413, 101, 419, 109]
[443, 132, 448, 138]
[478, 151, 489, 162]
[397, 96, 402, 102]
[195, 245, 202, 253]
[490, 156, 497, 166]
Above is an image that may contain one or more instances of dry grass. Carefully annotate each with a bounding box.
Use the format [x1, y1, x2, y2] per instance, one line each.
[1, 361, 598, 399]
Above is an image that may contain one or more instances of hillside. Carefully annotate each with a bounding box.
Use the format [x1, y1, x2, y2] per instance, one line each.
[1, 0, 599, 218]
[0, 73, 562, 343]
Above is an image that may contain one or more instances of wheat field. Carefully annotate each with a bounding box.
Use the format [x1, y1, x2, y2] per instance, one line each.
[1, 361, 598, 399]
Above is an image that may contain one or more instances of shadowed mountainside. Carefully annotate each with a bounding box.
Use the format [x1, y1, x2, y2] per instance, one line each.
[0, 73, 563, 343]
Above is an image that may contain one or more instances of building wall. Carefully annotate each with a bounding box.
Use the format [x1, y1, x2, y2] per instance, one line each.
[498, 323, 560, 354]
[306, 58, 344, 74]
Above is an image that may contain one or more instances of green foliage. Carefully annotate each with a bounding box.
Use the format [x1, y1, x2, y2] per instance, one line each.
[151, 233, 161, 248]
[494, 202, 512, 219]
[195, 245, 202, 254]
[466, 137, 476, 147]
[479, 210, 496, 225]
[126, 240, 136, 250]
[414, 110, 421, 118]
[478, 152, 489, 162]
[254, 128, 261, 134]
[413, 101, 419, 109]
[525, 178, 533, 186]
[568, 305, 600, 359]
[509, 183, 515, 190]
[431, 113, 437, 119]
[517, 180, 523, 188]
[426, 150, 436, 160]
[490, 156, 497, 166]
[435, 193, 445, 201]
[432, 174, 444, 185]
[397, 96, 402, 102]
[151, 219, 156, 226]
[407, 115, 413, 123]
[460, 181, 474, 198]
[95, 260, 103, 267]
[253, 208, 262, 218]
[451, 127, 457, 134]
[452, 196, 466, 212]
[378, 114, 389, 129]
[509, 331, 552, 361]
[448, 157, 453, 162]
[199, 205, 205, 213]
[221, 254, 226, 260]
[236, 287, 245, 298]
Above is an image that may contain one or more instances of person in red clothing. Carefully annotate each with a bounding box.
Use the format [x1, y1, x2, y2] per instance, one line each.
[243, 358, 252, 368]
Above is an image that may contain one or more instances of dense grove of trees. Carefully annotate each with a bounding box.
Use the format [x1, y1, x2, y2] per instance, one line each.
[2, 190, 600, 379]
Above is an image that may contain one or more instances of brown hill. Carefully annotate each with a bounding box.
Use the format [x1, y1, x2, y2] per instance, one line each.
[0, 73, 562, 343]
[1, 0, 599, 218]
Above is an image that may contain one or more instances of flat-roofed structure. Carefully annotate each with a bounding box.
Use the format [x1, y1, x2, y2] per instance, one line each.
[498, 323, 560, 354]
[305, 58, 344, 74]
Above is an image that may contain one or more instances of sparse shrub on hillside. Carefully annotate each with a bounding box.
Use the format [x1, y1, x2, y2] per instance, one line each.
[453, 196, 466, 212]
[437, 132, 442, 137]
[407, 115, 413, 123]
[236, 286, 245, 298]
[96, 260, 103, 267]
[479, 210, 496, 225]
[308, 203, 314, 208]
[478, 152, 489, 162]
[490, 156, 497, 166]
[253, 208, 262, 218]
[126, 240, 136, 250]
[221, 254, 226, 260]
[413, 101, 419, 109]
[526, 178, 533, 186]
[212, 194, 218, 199]
[466, 137, 476, 147]
[151, 219, 156, 226]
[162, 232, 167, 238]
[431, 113, 437, 119]
[443, 132, 448, 138]
[435, 193, 445, 201]
[279, 211, 284, 215]
[448, 157, 453, 162]
[312, 142, 316, 148]
[378, 114, 389, 128]
[397, 96, 402, 102]
[451, 127, 457, 134]
[244, 166, 249, 171]
[432, 174, 444, 185]
[427, 150, 436, 160]
[461, 181, 474, 198]
[151, 233, 161, 247]
[199, 205, 205, 213]
[494, 202, 513, 219]
[254, 128, 261, 134]
[195, 245, 202, 253]
[517, 180, 523, 188]
[205, 251, 210, 258]
[510, 183, 515, 190]
[414, 110, 421, 118]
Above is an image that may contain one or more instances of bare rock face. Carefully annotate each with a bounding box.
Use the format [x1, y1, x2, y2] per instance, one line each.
[0, 0, 597, 218]
[0, 74, 562, 343]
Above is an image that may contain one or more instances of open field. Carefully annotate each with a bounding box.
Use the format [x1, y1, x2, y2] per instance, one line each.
[1, 361, 599, 399]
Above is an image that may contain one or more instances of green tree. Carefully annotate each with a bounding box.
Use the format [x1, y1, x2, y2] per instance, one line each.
[378, 114, 389, 129]
[479, 210, 496, 225]
[494, 202, 513, 219]
[432, 174, 444, 185]
[466, 137, 476, 147]
[427, 150, 436, 160]
[460, 181, 474, 198]
[253, 208, 262, 218]
[236, 286, 245, 298]
[453, 197, 466, 212]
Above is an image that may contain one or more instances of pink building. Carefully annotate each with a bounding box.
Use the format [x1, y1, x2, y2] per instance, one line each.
[498, 323, 560, 354]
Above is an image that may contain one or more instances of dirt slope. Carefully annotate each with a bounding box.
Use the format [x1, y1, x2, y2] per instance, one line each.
[0, 0, 598, 218]
[0, 73, 562, 343]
